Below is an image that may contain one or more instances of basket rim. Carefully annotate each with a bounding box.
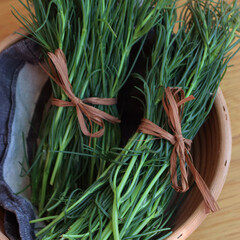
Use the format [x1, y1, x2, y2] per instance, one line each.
[166, 89, 232, 240]
[0, 29, 27, 53]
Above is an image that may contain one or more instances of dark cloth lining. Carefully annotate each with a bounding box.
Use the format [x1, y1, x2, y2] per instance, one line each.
[0, 38, 49, 240]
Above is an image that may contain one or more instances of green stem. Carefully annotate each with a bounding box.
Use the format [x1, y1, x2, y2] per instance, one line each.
[186, 43, 208, 97]
[101, 180, 144, 240]
[39, 151, 51, 213]
[120, 163, 168, 238]
[30, 215, 58, 223]
[50, 116, 73, 185]
[130, 180, 169, 236]
[116, 134, 144, 196]
[112, 193, 121, 240]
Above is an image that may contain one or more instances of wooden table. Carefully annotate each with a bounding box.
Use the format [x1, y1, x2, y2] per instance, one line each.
[0, 1, 239, 239]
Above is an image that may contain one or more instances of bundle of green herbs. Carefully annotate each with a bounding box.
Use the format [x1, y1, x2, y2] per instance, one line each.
[14, 0, 171, 216]
[14, 0, 240, 239]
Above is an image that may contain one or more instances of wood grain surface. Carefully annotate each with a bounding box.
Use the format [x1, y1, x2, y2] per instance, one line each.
[0, 1, 239, 239]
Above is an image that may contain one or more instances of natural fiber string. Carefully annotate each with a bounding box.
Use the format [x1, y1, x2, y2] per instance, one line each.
[138, 87, 219, 213]
[40, 49, 120, 139]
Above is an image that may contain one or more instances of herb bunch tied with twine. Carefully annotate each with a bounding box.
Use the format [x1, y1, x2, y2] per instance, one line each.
[13, 0, 240, 239]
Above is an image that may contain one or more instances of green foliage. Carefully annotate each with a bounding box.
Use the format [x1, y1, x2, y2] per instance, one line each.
[13, 0, 240, 239]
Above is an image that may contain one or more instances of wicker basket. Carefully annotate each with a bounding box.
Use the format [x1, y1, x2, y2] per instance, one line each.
[0, 33, 232, 240]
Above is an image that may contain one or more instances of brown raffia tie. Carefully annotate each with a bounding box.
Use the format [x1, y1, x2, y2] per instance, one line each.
[138, 87, 219, 213]
[40, 49, 120, 138]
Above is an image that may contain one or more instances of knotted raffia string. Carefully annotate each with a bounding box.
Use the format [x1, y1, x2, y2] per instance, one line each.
[40, 49, 120, 139]
[138, 87, 219, 213]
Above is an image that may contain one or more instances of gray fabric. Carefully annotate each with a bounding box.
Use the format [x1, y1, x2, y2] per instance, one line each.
[3, 62, 48, 200]
[0, 38, 48, 240]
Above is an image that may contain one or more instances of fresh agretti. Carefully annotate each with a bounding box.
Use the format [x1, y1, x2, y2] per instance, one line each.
[13, 0, 240, 239]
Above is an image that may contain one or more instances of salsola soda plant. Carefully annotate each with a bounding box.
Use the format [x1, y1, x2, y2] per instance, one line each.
[13, 0, 240, 239]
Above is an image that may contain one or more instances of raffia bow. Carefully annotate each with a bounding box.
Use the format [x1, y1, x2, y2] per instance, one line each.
[138, 87, 219, 213]
[40, 49, 120, 139]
